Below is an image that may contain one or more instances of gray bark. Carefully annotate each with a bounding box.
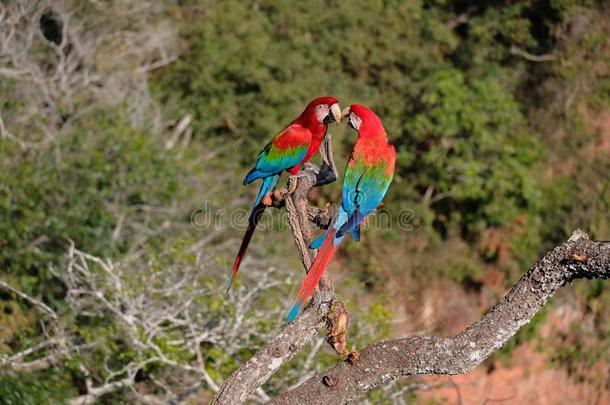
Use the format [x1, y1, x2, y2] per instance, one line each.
[270, 230, 609, 404]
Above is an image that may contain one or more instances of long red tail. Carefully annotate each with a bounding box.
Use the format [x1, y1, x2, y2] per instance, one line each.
[227, 205, 265, 292]
[287, 228, 338, 321]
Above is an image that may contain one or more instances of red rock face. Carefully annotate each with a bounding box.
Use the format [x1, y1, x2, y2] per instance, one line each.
[413, 303, 609, 405]
[417, 343, 608, 405]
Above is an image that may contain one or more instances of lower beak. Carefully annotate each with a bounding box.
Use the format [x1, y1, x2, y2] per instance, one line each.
[342, 107, 354, 129]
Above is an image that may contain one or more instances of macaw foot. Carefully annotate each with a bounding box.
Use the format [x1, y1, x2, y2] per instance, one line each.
[302, 162, 320, 175]
[261, 192, 274, 206]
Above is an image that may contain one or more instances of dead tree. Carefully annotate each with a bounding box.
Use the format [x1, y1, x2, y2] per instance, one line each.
[213, 135, 610, 404]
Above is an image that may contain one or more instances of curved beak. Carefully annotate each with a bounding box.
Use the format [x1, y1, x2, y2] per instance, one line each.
[330, 103, 342, 124]
[341, 107, 351, 127]
[341, 107, 350, 120]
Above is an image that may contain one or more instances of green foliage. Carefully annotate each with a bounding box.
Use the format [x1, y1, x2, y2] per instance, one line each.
[549, 315, 610, 383]
[156, 0, 549, 253]
[0, 371, 77, 405]
[0, 108, 184, 297]
[154, 1, 609, 396]
[2, 0, 609, 402]
[399, 67, 544, 236]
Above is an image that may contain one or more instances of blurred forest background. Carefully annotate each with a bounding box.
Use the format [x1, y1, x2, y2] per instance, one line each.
[1, 0, 609, 404]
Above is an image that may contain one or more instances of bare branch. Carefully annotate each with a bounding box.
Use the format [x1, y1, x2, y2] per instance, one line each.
[0, 339, 65, 372]
[510, 45, 556, 62]
[446, 6, 475, 29]
[69, 375, 136, 405]
[0, 0, 178, 149]
[270, 230, 609, 404]
[271, 133, 338, 272]
[32, 235, 286, 404]
[212, 295, 333, 404]
[0, 279, 57, 319]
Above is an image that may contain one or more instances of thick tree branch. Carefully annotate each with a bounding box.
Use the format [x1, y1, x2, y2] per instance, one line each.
[212, 293, 334, 404]
[270, 230, 609, 404]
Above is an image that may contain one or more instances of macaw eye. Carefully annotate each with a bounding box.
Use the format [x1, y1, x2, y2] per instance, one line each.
[315, 104, 330, 122]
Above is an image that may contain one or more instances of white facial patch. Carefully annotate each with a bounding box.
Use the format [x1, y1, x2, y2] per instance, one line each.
[315, 104, 330, 123]
[349, 112, 362, 130]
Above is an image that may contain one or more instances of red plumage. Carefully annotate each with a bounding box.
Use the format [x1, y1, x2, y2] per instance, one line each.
[228, 96, 340, 292]
[287, 228, 338, 321]
[291, 96, 338, 164]
[287, 104, 395, 321]
[272, 126, 312, 149]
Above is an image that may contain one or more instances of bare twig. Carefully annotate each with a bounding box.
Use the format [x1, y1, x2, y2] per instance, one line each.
[0, 0, 177, 149]
[165, 114, 192, 149]
[510, 45, 556, 62]
[446, 6, 475, 29]
[4, 233, 286, 404]
[0, 279, 57, 319]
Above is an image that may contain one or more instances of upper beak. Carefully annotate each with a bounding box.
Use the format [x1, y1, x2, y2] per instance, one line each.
[330, 103, 342, 123]
[341, 107, 350, 120]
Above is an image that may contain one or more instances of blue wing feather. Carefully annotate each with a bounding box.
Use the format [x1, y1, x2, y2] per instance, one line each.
[338, 160, 393, 239]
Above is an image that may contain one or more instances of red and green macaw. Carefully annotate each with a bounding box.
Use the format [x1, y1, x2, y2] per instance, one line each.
[227, 96, 342, 291]
[287, 104, 396, 321]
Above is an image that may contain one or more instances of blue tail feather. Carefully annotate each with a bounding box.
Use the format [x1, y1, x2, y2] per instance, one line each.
[309, 231, 327, 249]
[287, 300, 303, 322]
[252, 175, 280, 209]
[337, 208, 366, 239]
[351, 225, 361, 242]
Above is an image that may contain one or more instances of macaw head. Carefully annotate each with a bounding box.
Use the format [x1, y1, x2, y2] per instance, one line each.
[300, 96, 341, 126]
[342, 104, 386, 137]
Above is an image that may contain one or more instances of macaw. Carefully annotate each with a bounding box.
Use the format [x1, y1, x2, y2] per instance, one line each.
[287, 104, 396, 321]
[227, 96, 342, 292]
